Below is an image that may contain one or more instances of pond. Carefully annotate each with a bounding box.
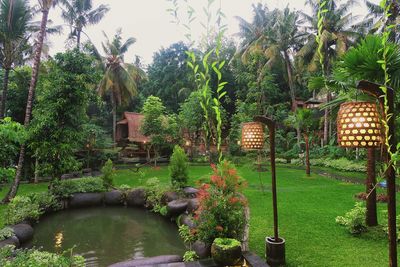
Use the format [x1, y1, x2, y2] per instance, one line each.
[25, 206, 186, 267]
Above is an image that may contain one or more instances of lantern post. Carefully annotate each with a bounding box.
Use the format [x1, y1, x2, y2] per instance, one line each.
[357, 80, 397, 267]
[337, 80, 396, 267]
[241, 117, 285, 266]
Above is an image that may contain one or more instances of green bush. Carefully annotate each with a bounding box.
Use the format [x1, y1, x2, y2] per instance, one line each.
[291, 157, 366, 172]
[169, 145, 189, 187]
[101, 159, 115, 189]
[336, 202, 367, 234]
[195, 161, 247, 244]
[145, 177, 170, 213]
[5, 196, 42, 225]
[50, 177, 106, 198]
[0, 227, 14, 241]
[28, 192, 61, 212]
[0, 246, 85, 267]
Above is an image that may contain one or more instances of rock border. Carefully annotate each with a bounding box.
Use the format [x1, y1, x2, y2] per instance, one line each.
[0, 186, 264, 267]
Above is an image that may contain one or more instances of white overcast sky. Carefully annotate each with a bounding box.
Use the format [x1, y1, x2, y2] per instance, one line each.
[40, 0, 378, 66]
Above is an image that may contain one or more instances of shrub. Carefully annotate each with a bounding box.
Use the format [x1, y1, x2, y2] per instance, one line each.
[145, 177, 170, 213]
[183, 250, 198, 262]
[335, 202, 367, 234]
[5, 196, 42, 225]
[50, 177, 106, 198]
[0, 227, 14, 241]
[28, 192, 61, 212]
[101, 159, 115, 189]
[0, 246, 85, 267]
[194, 161, 247, 244]
[179, 225, 198, 262]
[169, 145, 189, 187]
[312, 157, 366, 172]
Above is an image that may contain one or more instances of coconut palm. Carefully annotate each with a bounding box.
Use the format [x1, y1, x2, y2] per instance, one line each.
[96, 29, 146, 143]
[361, 0, 399, 42]
[2, 0, 60, 203]
[237, 5, 306, 108]
[0, 0, 31, 119]
[297, 0, 361, 146]
[60, 0, 109, 48]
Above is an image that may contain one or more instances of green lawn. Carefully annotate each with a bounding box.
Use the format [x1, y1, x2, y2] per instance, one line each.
[0, 165, 396, 266]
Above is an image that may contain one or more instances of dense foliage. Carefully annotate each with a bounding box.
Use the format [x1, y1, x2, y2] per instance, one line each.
[0, 246, 85, 267]
[50, 177, 105, 198]
[29, 50, 100, 179]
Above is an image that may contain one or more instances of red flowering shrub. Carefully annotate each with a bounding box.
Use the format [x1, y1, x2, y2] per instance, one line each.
[194, 161, 247, 244]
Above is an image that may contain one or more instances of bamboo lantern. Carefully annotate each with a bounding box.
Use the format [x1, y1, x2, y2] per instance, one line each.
[337, 101, 382, 147]
[241, 122, 264, 150]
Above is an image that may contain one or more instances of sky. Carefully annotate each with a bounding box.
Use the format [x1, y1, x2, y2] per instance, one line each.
[42, 0, 378, 66]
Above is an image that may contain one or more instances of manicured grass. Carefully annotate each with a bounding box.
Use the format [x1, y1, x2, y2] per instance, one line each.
[0, 165, 397, 266]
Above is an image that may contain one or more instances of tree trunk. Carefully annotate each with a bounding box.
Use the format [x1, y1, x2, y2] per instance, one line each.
[323, 93, 331, 146]
[284, 51, 295, 109]
[0, 68, 10, 119]
[366, 148, 378, 226]
[304, 134, 310, 176]
[112, 104, 116, 146]
[77, 29, 81, 49]
[2, 9, 49, 203]
[34, 153, 39, 184]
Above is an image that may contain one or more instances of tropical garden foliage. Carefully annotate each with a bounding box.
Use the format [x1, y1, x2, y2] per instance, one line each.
[0, 0, 399, 266]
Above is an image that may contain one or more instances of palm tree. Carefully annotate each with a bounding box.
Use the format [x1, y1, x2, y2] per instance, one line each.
[361, 0, 399, 42]
[0, 0, 31, 119]
[96, 29, 146, 144]
[298, 0, 361, 146]
[60, 0, 109, 48]
[238, 6, 307, 108]
[2, 0, 59, 203]
[286, 108, 317, 176]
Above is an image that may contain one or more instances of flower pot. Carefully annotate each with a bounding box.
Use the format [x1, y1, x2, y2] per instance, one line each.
[266, 237, 285, 266]
[211, 238, 242, 266]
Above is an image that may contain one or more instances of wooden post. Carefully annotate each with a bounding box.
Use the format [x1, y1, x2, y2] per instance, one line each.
[366, 148, 377, 226]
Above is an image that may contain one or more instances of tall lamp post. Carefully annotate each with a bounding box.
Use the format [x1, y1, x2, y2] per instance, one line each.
[241, 116, 285, 266]
[337, 80, 397, 267]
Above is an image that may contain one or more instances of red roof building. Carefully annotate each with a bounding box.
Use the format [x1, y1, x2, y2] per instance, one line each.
[116, 112, 150, 143]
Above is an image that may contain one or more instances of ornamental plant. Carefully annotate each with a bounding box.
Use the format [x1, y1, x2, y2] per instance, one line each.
[169, 145, 189, 188]
[194, 161, 247, 244]
[336, 202, 367, 235]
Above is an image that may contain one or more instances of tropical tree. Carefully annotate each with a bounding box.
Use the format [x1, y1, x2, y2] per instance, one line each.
[361, 0, 399, 42]
[96, 29, 146, 143]
[60, 0, 109, 48]
[285, 108, 318, 176]
[0, 0, 31, 119]
[143, 42, 192, 112]
[2, 0, 60, 203]
[299, 0, 361, 146]
[237, 5, 306, 109]
[141, 96, 177, 166]
[29, 50, 97, 180]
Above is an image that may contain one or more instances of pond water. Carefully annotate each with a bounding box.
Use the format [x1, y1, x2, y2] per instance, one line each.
[25, 206, 186, 267]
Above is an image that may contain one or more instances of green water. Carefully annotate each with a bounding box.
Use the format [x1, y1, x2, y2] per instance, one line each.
[27, 206, 186, 267]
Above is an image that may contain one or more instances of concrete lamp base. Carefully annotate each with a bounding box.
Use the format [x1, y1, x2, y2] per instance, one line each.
[266, 236, 285, 266]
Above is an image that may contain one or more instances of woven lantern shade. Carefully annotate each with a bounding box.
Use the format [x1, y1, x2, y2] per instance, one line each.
[241, 122, 264, 150]
[337, 101, 382, 147]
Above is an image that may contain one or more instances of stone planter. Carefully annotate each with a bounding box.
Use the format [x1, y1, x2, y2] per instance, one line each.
[211, 238, 242, 266]
[266, 237, 285, 266]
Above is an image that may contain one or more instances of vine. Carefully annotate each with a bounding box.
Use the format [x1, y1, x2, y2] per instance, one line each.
[378, 0, 399, 171]
[167, 0, 228, 163]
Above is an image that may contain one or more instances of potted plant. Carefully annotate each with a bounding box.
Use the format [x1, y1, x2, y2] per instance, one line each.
[211, 238, 242, 266]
